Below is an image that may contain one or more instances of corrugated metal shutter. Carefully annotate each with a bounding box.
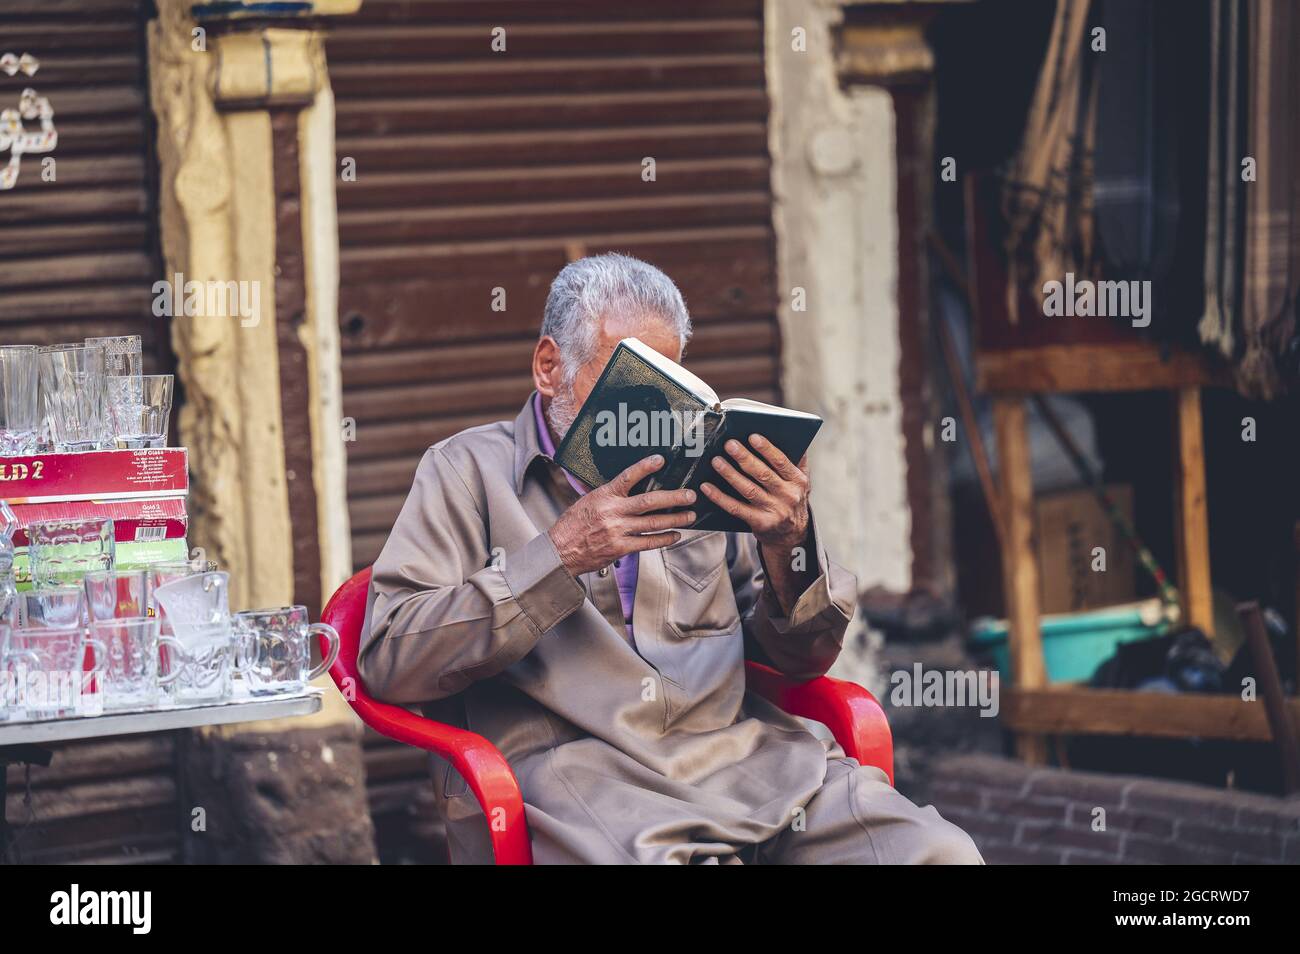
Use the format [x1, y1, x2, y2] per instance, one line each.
[328, 0, 782, 570]
[0, 0, 179, 863]
[327, 0, 782, 861]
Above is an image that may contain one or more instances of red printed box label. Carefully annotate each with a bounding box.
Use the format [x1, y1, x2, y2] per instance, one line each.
[9, 498, 189, 547]
[0, 448, 188, 504]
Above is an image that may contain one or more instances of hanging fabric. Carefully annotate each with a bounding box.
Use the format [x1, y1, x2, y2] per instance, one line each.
[1236, 0, 1300, 398]
[1001, 0, 1097, 323]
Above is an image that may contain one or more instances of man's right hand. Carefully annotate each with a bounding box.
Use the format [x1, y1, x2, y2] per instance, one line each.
[548, 454, 697, 578]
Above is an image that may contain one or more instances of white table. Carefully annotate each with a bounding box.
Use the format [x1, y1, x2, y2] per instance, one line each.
[0, 690, 322, 862]
[0, 689, 322, 745]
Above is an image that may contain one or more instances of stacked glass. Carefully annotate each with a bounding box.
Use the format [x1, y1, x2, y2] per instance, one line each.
[0, 345, 39, 455]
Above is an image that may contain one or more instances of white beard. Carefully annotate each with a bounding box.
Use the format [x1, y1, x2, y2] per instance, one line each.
[545, 384, 580, 440]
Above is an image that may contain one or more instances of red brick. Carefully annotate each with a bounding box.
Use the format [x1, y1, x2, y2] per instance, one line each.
[1029, 770, 1131, 805]
[1123, 779, 1238, 826]
[1096, 810, 1175, 840]
[1235, 805, 1300, 834]
[1018, 820, 1122, 856]
[982, 842, 1065, 865]
[1063, 849, 1122, 865]
[929, 754, 1033, 792]
[939, 807, 1016, 841]
[928, 781, 984, 810]
[985, 791, 1070, 822]
[1178, 822, 1283, 861]
[1123, 834, 1234, 865]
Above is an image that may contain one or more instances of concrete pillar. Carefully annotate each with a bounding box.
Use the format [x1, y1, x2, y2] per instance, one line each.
[148, 0, 372, 863]
[766, 0, 954, 689]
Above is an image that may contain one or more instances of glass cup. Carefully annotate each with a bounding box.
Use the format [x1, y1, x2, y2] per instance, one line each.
[86, 335, 143, 448]
[153, 571, 235, 704]
[37, 344, 109, 452]
[110, 373, 173, 449]
[234, 605, 339, 696]
[19, 585, 87, 628]
[5, 624, 106, 719]
[0, 500, 17, 626]
[90, 616, 182, 710]
[83, 568, 150, 622]
[0, 345, 39, 456]
[84, 335, 142, 378]
[26, 517, 115, 588]
[148, 559, 213, 694]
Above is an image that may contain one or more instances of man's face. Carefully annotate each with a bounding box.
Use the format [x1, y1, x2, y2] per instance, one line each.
[540, 313, 682, 437]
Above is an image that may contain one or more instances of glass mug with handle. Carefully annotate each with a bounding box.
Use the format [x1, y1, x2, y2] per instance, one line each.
[5, 624, 107, 719]
[234, 605, 339, 696]
[90, 616, 183, 710]
[152, 570, 235, 703]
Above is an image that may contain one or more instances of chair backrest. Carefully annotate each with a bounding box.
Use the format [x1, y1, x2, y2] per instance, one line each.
[320, 566, 371, 702]
[320, 566, 435, 747]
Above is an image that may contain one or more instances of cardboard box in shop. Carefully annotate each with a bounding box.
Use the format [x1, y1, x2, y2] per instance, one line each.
[1034, 484, 1136, 614]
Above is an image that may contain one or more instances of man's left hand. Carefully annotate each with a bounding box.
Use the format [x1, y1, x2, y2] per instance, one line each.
[700, 435, 810, 549]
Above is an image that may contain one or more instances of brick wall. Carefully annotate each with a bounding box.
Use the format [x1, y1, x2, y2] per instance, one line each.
[925, 753, 1300, 864]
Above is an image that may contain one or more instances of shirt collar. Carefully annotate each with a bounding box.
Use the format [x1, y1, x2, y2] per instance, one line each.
[513, 392, 589, 497]
[511, 393, 544, 494]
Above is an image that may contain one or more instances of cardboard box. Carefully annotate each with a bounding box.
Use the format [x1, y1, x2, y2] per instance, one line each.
[1035, 484, 1136, 614]
[9, 498, 188, 547]
[12, 537, 191, 589]
[0, 448, 187, 503]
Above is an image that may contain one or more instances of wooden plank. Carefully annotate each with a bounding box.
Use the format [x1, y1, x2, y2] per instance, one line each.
[1173, 387, 1214, 633]
[336, 123, 769, 173]
[1002, 686, 1300, 742]
[993, 397, 1048, 763]
[327, 20, 762, 60]
[335, 89, 769, 138]
[977, 343, 1229, 394]
[343, 0, 763, 24]
[329, 54, 764, 98]
[1239, 602, 1300, 792]
[336, 157, 769, 209]
[338, 191, 774, 245]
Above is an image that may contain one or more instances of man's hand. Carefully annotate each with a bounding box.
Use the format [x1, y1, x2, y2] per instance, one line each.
[549, 455, 698, 578]
[700, 435, 810, 549]
[700, 435, 814, 615]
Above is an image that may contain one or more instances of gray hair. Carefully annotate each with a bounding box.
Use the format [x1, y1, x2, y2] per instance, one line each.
[540, 253, 691, 383]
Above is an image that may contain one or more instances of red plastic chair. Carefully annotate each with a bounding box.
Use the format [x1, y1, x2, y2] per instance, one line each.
[321, 567, 893, 865]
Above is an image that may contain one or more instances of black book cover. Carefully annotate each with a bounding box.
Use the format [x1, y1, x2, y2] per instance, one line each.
[553, 339, 822, 533]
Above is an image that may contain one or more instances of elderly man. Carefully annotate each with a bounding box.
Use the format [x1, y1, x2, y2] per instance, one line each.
[360, 253, 981, 865]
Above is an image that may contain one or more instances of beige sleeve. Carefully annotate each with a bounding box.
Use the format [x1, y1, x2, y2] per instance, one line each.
[728, 512, 858, 680]
[357, 446, 586, 704]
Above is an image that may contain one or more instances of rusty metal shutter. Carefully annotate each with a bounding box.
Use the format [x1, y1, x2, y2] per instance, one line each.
[0, 0, 180, 863]
[328, 0, 782, 571]
[327, 0, 782, 861]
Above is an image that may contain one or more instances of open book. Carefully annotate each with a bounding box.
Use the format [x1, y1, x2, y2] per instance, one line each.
[553, 337, 823, 532]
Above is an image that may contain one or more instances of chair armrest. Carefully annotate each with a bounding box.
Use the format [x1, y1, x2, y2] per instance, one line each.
[336, 680, 533, 865]
[744, 660, 894, 785]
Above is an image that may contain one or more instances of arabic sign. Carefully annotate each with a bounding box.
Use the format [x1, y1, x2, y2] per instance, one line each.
[0, 53, 57, 191]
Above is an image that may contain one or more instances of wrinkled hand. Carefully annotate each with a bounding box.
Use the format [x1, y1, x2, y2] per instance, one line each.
[700, 435, 811, 549]
[549, 455, 698, 578]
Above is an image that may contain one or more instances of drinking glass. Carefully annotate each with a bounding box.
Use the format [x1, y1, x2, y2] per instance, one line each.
[149, 558, 213, 693]
[88, 334, 144, 449]
[152, 571, 235, 704]
[0, 345, 39, 455]
[235, 605, 339, 696]
[90, 616, 181, 710]
[111, 374, 173, 449]
[5, 624, 106, 719]
[83, 568, 150, 622]
[26, 517, 115, 588]
[0, 500, 17, 626]
[38, 344, 109, 451]
[18, 585, 87, 628]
